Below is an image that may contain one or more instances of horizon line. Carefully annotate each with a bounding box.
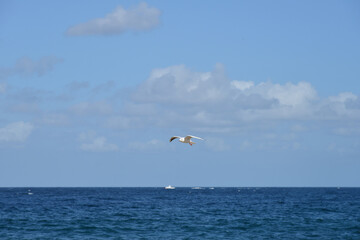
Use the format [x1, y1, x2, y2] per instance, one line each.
[1, 186, 359, 188]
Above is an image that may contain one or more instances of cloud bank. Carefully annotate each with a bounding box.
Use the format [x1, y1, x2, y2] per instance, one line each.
[1, 63, 358, 152]
[128, 64, 359, 132]
[66, 2, 161, 36]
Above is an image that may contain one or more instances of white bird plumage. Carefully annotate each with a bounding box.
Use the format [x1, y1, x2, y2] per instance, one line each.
[169, 135, 204, 146]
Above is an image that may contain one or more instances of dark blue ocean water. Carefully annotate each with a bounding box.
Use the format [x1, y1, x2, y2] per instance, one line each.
[0, 188, 359, 239]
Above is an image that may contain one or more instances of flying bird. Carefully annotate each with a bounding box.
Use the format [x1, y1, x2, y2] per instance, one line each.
[169, 135, 204, 146]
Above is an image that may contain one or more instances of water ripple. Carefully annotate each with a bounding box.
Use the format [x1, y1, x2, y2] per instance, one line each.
[0, 188, 359, 239]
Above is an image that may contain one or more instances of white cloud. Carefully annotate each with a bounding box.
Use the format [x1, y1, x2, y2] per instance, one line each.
[78, 131, 118, 152]
[130, 64, 360, 129]
[0, 121, 34, 142]
[66, 2, 161, 36]
[133, 63, 229, 105]
[257, 82, 317, 107]
[133, 64, 318, 109]
[319, 92, 360, 119]
[232, 81, 317, 107]
[231, 81, 254, 91]
[329, 92, 357, 103]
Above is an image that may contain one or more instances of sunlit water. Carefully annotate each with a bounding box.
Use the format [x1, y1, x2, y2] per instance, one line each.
[1, 188, 359, 239]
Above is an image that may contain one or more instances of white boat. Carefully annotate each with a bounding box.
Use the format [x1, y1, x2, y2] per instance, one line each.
[165, 185, 175, 189]
[191, 187, 202, 189]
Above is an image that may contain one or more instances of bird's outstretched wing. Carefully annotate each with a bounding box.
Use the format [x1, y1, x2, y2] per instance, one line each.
[185, 135, 204, 142]
[169, 136, 180, 142]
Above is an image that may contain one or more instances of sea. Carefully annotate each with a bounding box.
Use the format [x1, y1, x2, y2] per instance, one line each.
[0, 187, 359, 239]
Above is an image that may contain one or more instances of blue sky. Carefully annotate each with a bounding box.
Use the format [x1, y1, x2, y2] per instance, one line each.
[0, 0, 359, 187]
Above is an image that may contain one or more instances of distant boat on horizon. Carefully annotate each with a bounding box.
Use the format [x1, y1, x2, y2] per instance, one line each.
[165, 185, 175, 189]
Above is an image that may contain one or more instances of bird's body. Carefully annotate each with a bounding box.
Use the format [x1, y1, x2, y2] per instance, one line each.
[169, 135, 204, 146]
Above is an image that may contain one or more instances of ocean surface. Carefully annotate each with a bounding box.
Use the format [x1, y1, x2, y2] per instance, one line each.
[0, 188, 359, 239]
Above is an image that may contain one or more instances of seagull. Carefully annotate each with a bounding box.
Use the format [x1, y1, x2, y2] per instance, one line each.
[169, 135, 204, 146]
